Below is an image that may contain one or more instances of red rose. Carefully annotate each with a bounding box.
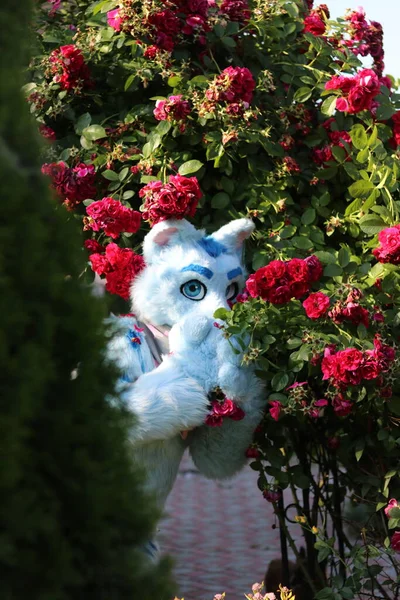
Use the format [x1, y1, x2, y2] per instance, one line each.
[303, 292, 330, 319]
[246, 274, 258, 298]
[303, 13, 326, 36]
[246, 446, 260, 459]
[340, 347, 364, 371]
[361, 357, 380, 380]
[147, 10, 181, 36]
[89, 243, 145, 300]
[263, 490, 282, 502]
[304, 255, 323, 282]
[283, 156, 300, 173]
[220, 0, 250, 23]
[321, 353, 343, 382]
[140, 175, 202, 225]
[104, 245, 145, 300]
[332, 394, 352, 417]
[205, 413, 224, 427]
[212, 398, 236, 417]
[341, 302, 370, 327]
[41, 161, 96, 209]
[391, 532, 400, 552]
[286, 258, 309, 283]
[347, 85, 374, 113]
[154, 95, 191, 122]
[39, 124, 56, 141]
[89, 252, 111, 276]
[86, 198, 141, 239]
[325, 75, 355, 93]
[84, 239, 105, 254]
[210, 66, 255, 105]
[230, 405, 245, 420]
[49, 44, 91, 91]
[312, 145, 333, 165]
[290, 281, 310, 300]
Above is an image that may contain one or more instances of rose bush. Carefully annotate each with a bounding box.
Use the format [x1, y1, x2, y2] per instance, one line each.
[30, 0, 400, 597]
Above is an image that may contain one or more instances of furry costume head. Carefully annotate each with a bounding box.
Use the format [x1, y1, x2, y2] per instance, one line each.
[131, 218, 254, 326]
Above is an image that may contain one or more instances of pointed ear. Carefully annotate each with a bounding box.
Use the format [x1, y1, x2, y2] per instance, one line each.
[142, 219, 202, 264]
[209, 218, 255, 253]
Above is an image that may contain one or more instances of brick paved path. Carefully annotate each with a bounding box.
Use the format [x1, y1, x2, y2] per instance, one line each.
[159, 452, 304, 600]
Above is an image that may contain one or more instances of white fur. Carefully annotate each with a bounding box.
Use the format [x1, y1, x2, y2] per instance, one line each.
[108, 218, 264, 516]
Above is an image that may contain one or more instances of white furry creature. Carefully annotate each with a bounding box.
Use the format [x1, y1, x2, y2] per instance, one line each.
[107, 218, 265, 549]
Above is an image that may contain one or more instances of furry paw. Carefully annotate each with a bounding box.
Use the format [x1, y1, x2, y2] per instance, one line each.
[169, 314, 213, 351]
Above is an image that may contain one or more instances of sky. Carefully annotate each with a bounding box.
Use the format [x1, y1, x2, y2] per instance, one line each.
[328, 0, 399, 78]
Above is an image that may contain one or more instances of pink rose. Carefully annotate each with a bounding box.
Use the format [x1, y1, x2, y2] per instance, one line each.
[269, 400, 282, 421]
[384, 498, 399, 517]
[107, 8, 122, 31]
[336, 97, 349, 112]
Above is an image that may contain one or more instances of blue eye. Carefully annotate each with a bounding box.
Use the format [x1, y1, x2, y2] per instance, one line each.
[180, 279, 207, 301]
[226, 282, 239, 301]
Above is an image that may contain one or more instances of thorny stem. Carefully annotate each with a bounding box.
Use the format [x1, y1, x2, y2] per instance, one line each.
[331, 455, 346, 581]
[274, 503, 319, 597]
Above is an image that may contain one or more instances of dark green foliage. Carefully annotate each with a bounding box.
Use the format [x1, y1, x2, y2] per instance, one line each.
[0, 2, 172, 598]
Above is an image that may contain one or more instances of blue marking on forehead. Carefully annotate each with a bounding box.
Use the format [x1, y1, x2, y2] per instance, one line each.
[227, 267, 243, 280]
[197, 236, 227, 258]
[181, 264, 214, 280]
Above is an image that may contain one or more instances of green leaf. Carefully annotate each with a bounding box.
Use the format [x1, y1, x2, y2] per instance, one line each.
[156, 120, 171, 136]
[280, 225, 297, 239]
[190, 75, 208, 84]
[368, 125, 378, 148]
[376, 104, 395, 120]
[338, 247, 350, 268]
[324, 264, 342, 277]
[178, 160, 204, 176]
[119, 167, 130, 181]
[301, 208, 316, 225]
[287, 338, 302, 349]
[294, 87, 312, 102]
[102, 169, 120, 181]
[345, 198, 363, 216]
[331, 146, 346, 163]
[348, 180, 374, 198]
[321, 95, 337, 117]
[83, 124, 107, 141]
[292, 236, 314, 250]
[167, 76, 182, 87]
[75, 112, 92, 135]
[271, 372, 289, 392]
[211, 192, 230, 209]
[315, 587, 336, 599]
[124, 74, 136, 93]
[222, 36, 236, 48]
[213, 307, 229, 320]
[361, 189, 380, 212]
[142, 142, 152, 159]
[351, 124, 368, 150]
[359, 214, 386, 235]
[314, 251, 336, 264]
